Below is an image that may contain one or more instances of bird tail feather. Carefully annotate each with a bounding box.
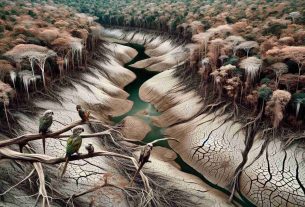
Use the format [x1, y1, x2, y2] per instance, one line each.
[130, 162, 145, 187]
[61, 157, 69, 178]
[42, 138, 46, 154]
[19, 144, 24, 153]
[86, 111, 91, 121]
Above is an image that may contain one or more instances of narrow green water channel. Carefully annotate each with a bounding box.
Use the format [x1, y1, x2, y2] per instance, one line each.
[112, 43, 254, 207]
[111, 43, 163, 143]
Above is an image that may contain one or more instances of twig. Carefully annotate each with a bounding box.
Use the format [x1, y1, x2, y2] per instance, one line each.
[149, 138, 180, 145]
[66, 183, 123, 200]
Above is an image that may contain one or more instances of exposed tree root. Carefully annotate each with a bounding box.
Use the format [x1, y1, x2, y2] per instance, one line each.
[0, 36, 201, 207]
[233, 103, 264, 137]
[88, 121, 199, 207]
[200, 101, 226, 115]
[227, 128, 273, 202]
[3, 104, 11, 132]
[284, 131, 305, 149]
[233, 103, 239, 120]
[229, 118, 260, 202]
[217, 103, 231, 117]
[0, 148, 151, 191]
[0, 168, 35, 196]
[242, 132, 272, 171]
[33, 163, 50, 207]
[62, 176, 124, 206]
[0, 142, 162, 206]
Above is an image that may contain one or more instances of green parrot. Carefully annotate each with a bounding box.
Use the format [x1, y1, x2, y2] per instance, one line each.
[39, 110, 54, 154]
[61, 127, 84, 178]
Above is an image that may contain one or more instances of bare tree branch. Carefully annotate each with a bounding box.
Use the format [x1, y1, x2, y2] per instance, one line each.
[0, 120, 83, 148]
[0, 119, 172, 206]
[0, 120, 138, 148]
[57, 131, 112, 139]
[0, 148, 151, 191]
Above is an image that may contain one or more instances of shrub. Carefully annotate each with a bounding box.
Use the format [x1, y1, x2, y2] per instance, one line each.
[224, 56, 239, 65]
[291, 92, 305, 117]
[0, 25, 4, 33]
[263, 23, 287, 37]
[10, 10, 18, 15]
[258, 87, 272, 101]
[5, 24, 12, 31]
[231, 67, 244, 77]
[225, 16, 235, 24]
[260, 77, 271, 84]
[28, 10, 37, 18]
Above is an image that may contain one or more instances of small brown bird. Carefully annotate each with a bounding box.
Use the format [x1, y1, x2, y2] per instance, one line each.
[85, 143, 94, 154]
[76, 105, 90, 122]
[130, 143, 153, 186]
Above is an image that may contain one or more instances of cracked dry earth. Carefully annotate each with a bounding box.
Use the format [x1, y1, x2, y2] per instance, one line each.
[1, 41, 136, 207]
[2, 28, 304, 207]
[126, 29, 305, 206]
[0, 30, 232, 207]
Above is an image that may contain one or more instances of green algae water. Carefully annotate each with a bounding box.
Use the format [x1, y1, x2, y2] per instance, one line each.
[112, 42, 253, 207]
[112, 43, 163, 143]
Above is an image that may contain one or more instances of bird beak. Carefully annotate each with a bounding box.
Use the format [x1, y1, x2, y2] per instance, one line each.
[51, 112, 54, 115]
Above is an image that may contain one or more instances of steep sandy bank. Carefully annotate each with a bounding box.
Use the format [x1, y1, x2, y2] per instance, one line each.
[139, 69, 203, 126]
[103, 29, 189, 72]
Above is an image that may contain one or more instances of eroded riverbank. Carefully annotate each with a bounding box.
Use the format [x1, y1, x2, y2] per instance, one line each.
[104, 28, 305, 207]
[4, 27, 302, 207]
[107, 33, 246, 206]
[1, 28, 236, 207]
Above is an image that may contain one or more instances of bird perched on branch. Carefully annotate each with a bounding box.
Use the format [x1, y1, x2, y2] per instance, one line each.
[61, 127, 84, 178]
[76, 105, 90, 122]
[130, 143, 153, 186]
[85, 143, 94, 154]
[39, 110, 54, 154]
